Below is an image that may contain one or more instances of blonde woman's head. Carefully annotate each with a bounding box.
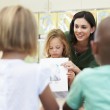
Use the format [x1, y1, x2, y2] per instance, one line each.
[0, 5, 37, 56]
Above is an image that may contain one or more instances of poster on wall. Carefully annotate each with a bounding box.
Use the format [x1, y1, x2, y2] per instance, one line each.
[34, 13, 39, 38]
[97, 10, 110, 25]
[38, 39, 46, 61]
[40, 58, 68, 92]
[89, 10, 97, 21]
[39, 13, 57, 35]
[57, 11, 76, 32]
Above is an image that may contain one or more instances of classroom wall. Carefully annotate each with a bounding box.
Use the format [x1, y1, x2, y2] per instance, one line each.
[0, 0, 18, 9]
[0, 0, 110, 12]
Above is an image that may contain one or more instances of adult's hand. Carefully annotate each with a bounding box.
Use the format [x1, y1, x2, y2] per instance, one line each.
[62, 61, 81, 74]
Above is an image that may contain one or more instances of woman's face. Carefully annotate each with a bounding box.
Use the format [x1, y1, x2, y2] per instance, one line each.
[74, 18, 94, 43]
[49, 37, 64, 58]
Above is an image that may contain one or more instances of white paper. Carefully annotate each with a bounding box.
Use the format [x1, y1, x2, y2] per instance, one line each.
[40, 58, 68, 92]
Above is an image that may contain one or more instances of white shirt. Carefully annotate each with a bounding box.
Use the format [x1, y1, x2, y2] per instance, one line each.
[0, 59, 50, 110]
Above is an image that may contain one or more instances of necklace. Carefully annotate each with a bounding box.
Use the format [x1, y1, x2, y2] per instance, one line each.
[74, 45, 88, 55]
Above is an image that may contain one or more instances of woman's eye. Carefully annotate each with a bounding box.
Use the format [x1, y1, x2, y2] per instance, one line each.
[74, 25, 78, 28]
[82, 26, 87, 29]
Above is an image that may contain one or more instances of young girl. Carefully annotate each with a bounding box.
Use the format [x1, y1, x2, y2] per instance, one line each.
[0, 5, 59, 110]
[44, 29, 70, 58]
[44, 29, 75, 93]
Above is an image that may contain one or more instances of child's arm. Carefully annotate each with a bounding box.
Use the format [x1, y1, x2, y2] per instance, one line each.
[63, 102, 73, 110]
[39, 85, 59, 110]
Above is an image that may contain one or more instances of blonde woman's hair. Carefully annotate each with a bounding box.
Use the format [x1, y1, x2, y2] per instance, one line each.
[44, 29, 70, 57]
[0, 5, 37, 56]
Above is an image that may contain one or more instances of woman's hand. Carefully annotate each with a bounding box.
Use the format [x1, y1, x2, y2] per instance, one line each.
[62, 61, 81, 74]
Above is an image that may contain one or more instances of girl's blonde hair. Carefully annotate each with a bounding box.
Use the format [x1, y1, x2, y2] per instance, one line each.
[44, 29, 70, 57]
[0, 5, 37, 56]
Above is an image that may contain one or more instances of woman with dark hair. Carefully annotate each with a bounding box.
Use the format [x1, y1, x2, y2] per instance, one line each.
[62, 11, 98, 75]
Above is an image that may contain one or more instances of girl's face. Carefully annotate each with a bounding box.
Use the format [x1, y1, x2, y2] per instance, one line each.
[74, 18, 94, 43]
[49, 37, 64, 58]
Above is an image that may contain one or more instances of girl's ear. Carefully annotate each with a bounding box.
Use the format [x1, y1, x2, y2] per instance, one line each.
[90, 27, 96, 34]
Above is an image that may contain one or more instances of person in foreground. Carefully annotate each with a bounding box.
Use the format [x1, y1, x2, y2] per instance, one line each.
[63, 11, 98, 75]
[63, 16, 110, 110]
[0, 5, 59, 110]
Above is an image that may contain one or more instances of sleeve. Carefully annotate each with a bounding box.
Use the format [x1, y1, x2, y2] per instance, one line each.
[37, 64, 51, 95]
[66, 73, 84, 109]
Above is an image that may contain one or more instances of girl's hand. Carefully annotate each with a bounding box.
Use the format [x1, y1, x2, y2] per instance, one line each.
[67, 70, 75, 87]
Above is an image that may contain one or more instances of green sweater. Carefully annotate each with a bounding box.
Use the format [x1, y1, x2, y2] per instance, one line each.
[65, 31, 98, 70]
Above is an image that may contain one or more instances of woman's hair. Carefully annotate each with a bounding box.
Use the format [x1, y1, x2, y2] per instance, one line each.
[44, 29, 70, 57]
[0, 5, 37, 56]
[70, 11, 96, 44]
